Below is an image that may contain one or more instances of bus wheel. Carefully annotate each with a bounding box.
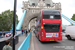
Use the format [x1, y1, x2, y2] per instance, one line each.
[67, 35, 72, 40]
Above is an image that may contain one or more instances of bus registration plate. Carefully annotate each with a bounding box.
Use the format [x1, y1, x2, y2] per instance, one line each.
[50, 39, 54, 41]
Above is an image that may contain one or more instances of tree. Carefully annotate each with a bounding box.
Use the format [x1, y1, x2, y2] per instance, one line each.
[71, 14, 75, 21]
[0, 10, 18, 31]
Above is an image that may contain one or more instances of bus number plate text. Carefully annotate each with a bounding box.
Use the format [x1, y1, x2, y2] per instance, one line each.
[50, 39, 54, 41]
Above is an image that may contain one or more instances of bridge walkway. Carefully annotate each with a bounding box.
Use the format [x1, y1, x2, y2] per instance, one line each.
[15, 31, 30, 50]
[15, 34, 26, 50]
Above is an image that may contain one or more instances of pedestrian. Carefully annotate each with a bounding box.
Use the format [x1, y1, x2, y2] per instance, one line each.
[29, 29, 31, 32]
[3, 40, 12, 50]
[21, 29, 24, 35]
[25, 29, 28, 37]
[24, 29, 26, 34]
[1, 29, 5, 38]
[2, 29, 5, 33]
[28, 29, 30, 33]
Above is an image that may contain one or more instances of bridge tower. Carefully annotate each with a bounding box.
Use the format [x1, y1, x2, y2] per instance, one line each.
[22, 0, 61, 29]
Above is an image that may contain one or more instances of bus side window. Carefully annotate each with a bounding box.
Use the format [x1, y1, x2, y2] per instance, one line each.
[37, 13, 40, 20]
[38, 26, 41, 32]
[36, 27, 38, 32]
[38, 12, 41, 20]
[36, 20, 37, 22]
[40, 19, 41, 23]
[39, 12, 41, 24]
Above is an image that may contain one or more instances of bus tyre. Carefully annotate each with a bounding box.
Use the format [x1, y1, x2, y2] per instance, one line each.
[67, 35, 71, 40]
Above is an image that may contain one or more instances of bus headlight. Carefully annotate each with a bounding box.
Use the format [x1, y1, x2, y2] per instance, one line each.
[41, 26, 43, 29]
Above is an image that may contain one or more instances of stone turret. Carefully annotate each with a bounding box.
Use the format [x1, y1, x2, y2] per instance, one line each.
[28, 0, 39, 6]
[28, 0, 53, 6]
[43, 0, 53, 6]
[22, 0, 62, 29]
[22, 0, 61, 11]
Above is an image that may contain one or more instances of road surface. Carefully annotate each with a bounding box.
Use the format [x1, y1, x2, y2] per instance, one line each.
[29, 32, 75, 50]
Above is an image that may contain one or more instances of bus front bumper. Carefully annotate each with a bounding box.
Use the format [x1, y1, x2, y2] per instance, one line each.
[40, 37, 62, 41]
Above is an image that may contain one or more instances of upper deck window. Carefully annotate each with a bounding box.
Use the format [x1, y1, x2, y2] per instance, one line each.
[43, 15, 61, 19]
[47, 4, 50, 7]
[43, 10, 61, 19]
[32, 3, 35, 6]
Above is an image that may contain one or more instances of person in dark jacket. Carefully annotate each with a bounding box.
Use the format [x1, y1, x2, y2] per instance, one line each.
[25, 29, 28, 37]
[1, 29, 5, 38]
[21, 29, 24, 35]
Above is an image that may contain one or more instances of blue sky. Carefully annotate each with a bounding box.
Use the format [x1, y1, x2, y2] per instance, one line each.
[0, 0, 75, 25]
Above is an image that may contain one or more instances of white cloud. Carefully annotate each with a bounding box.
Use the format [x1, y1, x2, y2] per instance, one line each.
[53, 0, 75, 25]
[0, 0, 75, 25]
[0, 0, 13, 13]
[16, 0, 28, 20]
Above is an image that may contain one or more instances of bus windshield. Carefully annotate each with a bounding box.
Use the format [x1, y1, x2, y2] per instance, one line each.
[44, 23, 60, 32]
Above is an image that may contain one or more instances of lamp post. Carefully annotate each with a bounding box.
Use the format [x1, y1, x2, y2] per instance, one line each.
[13, 0, 17, 50]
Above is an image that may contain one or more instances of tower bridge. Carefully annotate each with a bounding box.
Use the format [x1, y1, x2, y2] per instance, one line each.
[15, 0, 75, 50]
[1, 0, 75, 50]
[22, 0, 61, 29]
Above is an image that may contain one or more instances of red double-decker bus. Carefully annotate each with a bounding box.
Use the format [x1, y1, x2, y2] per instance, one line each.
[35, 9, 62, 41]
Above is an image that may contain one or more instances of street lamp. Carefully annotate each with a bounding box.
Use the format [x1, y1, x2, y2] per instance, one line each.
[13, 0, 17, 50]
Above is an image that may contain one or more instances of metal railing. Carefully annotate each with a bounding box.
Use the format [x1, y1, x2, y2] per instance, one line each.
[61, 13, 75, 25]
[16, 9, 27, 30]
[18, 31, 32, 50]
